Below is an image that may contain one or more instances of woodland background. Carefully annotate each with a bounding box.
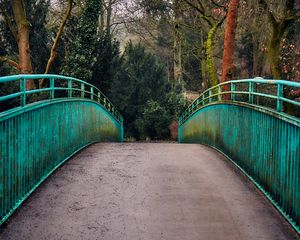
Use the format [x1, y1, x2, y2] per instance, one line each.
[0, 0, 299, 139]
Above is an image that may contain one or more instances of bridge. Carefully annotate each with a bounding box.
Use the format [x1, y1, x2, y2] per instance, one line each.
[0, 75, 299, 239]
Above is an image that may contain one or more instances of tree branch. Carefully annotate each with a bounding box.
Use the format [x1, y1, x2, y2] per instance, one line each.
[211, 0, 227, 12]
[0, 56, 20, 71]
[183, 0, 213, 26]
[43, 0, 73, 80]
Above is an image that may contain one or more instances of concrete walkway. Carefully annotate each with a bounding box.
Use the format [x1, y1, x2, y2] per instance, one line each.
[0, 143, 298, 240]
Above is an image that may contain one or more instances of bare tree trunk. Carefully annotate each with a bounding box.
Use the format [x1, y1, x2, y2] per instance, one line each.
[221, 0, 239, 99]
[106, 0, 112, 35]
[43, 0, 73, 82]
[173, 0, 182, 83]
[166, 61, 170, 83]
[12, 0, 34, 90]
[99, 3, 105, 36]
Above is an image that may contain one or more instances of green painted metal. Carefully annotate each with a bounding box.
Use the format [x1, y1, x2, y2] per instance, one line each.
[0, 74, 123, 225]
[179, 78, 300, 234]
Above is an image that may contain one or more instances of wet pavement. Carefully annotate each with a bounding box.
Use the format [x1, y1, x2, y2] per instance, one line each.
[0, 143, 298, 240]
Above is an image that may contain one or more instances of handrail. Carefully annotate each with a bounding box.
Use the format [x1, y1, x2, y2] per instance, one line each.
[179, 78, 300, 125]
[0, 74, 123, 124]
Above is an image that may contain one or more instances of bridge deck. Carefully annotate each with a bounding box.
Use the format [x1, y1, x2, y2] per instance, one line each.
[0, 143, 298, 240]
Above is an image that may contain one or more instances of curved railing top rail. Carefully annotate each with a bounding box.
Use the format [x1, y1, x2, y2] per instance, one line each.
[179, 78, 300, 126]
[0, 74, 123, 124]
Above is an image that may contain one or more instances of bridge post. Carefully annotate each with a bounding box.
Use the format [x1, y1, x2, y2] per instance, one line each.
[97, 92, 101, 103]
[277, 84, 283, 112]
[81, 83, 85, 98]
[231, 82, 235, 101]
[90, 87, 94, 100]
[218, 85, 222, 101]
[249, 81, 254, 104]
[50, 77, 55, 99]
[209, 90, 212, 103]
[68, 80, 72, 98]
[20, 78, 26, 106]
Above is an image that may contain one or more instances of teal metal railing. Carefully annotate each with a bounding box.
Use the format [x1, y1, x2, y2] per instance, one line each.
[0, 74, 123, 124]
[179, 78, 300, 125]
[0, 74, 123, 225]
[179, 78, 300, 234]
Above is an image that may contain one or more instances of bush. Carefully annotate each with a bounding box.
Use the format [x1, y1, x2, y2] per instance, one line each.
[136, 100, 171, 139]
[110, 42, 188, 140]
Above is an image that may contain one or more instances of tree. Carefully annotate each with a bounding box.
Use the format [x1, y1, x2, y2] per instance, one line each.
[183, 0, 227, 88]
[173, 0, 183, 83]
[110, 42, 186, 139]
[91, 33, 121, 94]
[0, 0, 34, 89]
[260, 0, 300, 79]
[221, 0, 239, 99]
[136, 100, 171, 139]
[43, 0, 73, 78]
[62, 0, 102, 81]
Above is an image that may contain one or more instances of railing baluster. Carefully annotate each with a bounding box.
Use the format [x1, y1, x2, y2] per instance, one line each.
[108, 102, 111, 112]
[20, 78, 26, 107]
[50, 77, 55, 99]
[90, 87, 94, 100]
[68, 79, 72, 98]
[249, 81, 254, 104]
[218, 85, 222, 101]
[209, 90, 212, 103]
[231, 82, 235, 101]
[81, 83, 85, 98]
[97, 92, 101, 103]
[103, 97, 106, 107]
[277, 84, 283, 112]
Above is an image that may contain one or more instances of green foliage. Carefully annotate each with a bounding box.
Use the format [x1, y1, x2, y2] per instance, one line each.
[136, 100, 170, 139]
[110, 42, 187, 139]
[62, 0, 101, 81]
[140, 0, 170, 17]
[91, 33, 121, 93]
[26, 0, 50, 73]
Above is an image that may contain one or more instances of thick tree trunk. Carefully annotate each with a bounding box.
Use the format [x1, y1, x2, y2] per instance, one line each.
[12, 0, 34, 89]
[260, 0, 296, 79]
[268, 23, 284, 80]
[221, 0, 239, 99]
[173, 0, 182, 83]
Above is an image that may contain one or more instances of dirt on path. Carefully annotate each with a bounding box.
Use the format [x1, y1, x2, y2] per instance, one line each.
[0, 143, 298, 240]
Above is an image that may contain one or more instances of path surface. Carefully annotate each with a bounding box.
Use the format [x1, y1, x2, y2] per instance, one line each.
[0, 143, 298, 240]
